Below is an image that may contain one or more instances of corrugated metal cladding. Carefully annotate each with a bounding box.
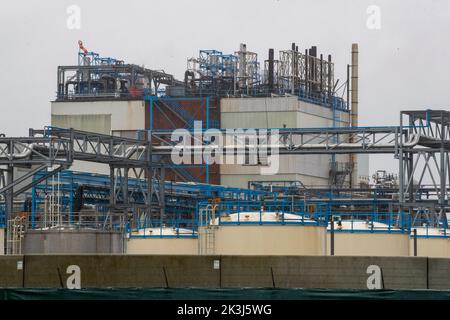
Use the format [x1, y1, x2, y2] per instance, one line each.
[219, 97, 353, 188]
[52, 114, 112, 135]
[145, 98, 220, 185]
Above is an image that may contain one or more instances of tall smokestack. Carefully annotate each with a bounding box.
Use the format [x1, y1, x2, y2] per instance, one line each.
[268, 48, 274, 93]
[350, 43, 359, 188]
[291, 43, 296, 94]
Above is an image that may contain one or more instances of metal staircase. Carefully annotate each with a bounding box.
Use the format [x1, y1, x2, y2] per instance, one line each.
[159, 99, 196, 129]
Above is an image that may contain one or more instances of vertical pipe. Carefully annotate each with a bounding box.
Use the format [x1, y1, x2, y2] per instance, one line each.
[206, 96, 210, 184]
[5, 166, 13, 254]
[311, 46, 317, 93]
[123, 168, 129, 207]
[320, 54, 323, 94]
[291, 43, 296, 94]
[399, 113, 404, 205]
[160, 167, 165, 219]
[350, 43, 359, 188]
[109, 166, 115, 211]
[328, 55, 332, 100]
[330, 215, 335, 256]
[346, 64, 350, 109]
[304, 49, 309, 94]
[413, 228, 417, 256]
[440, 111, 446, 213]
[268, 49, 274, 94]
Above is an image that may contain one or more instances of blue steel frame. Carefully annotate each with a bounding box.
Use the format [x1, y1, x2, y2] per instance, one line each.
[0, 204, 5, 228]
[144, 95, 213, 184]
[30, 170, 275, 238]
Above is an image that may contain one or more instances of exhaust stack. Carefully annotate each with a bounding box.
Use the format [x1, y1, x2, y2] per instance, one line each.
[350, 43, 359, 188]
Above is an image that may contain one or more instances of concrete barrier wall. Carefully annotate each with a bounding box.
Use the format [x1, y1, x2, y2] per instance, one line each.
[0, 256, 24, 288]
[22, 255, 220, 288]
[221, 256, 426, 289]
[0, 255, 449, 289]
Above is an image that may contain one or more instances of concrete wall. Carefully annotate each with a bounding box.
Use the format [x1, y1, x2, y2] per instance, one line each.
[220, 256, 426, 289]
[51, 100, 146, 132]
[220, 96, 352, 188]
[3, 255, 450, 289]
[411, 238, 450, 258]
[23, 230, 124, 254]
[126, 238, 198, 255]
[51, 100, 146, 174]
[21, 255, 220, 288]
[0, 256, 24, 287]
[328, 233, 410, 257]
[206, 225, 326, 256]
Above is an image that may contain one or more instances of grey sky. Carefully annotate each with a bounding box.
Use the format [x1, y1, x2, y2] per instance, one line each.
[0, 0, 449, 176]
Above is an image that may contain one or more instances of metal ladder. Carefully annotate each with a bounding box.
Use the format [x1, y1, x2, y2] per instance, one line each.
[6, 216, 26, 255]
[198, 204, 218, 255]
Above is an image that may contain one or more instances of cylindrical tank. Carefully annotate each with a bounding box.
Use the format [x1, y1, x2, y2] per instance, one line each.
[327, 220, 410, 256]
[23, 228, 124, 254]
[126, 227, 198, 255]
[410, 227, 450, 258]
[200, 212, 326, 256]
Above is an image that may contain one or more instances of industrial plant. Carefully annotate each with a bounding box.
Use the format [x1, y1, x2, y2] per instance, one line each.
[0, 39, 449, 267]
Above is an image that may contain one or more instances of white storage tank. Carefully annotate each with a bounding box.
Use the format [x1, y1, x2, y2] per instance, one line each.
[327, 220, 410, 256]
[410, 227, 450, 258]
[126, 227, 198, 255]
[199, 211, 327, 256]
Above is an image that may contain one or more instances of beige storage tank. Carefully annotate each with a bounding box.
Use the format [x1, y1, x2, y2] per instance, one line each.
[327, 220, 410, 256]
[199, 212, 327, 256]
[126, 227, 198, 255]
[410, 228, 450, 258]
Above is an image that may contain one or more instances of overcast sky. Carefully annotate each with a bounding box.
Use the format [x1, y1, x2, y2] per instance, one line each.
[0, 0, 449, 176]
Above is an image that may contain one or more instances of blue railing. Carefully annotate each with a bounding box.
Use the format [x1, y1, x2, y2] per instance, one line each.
[411, 219, 450, 238]
[199, 200, 329, 227]
[128, 218, 197, 239]
[329, 212, 411, 234]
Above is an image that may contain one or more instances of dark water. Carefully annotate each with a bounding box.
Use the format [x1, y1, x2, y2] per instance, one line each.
[1, 288, 450, 300]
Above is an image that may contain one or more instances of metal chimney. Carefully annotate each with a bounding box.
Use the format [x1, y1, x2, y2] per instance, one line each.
[350, 43, 359, 188]
[268, 48, 274, 93]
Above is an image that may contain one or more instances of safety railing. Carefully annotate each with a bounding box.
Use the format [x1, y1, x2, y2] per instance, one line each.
[27, 212, 126, 232]
[198, 200, 329, 226]
[329, 211, 411, 234]
[127, 218, 197, 238]
[410, 219, 450, 238]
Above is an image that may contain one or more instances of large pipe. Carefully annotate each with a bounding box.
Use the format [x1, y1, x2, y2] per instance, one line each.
[350, 43, 359, 188]
[291, 43, 296, 94]
[328, 54, 332, 99]
[268, 49, 274, 94]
